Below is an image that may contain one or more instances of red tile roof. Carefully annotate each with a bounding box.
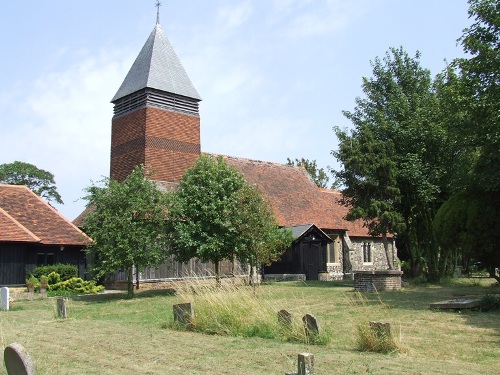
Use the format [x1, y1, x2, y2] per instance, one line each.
[220, 155, 372, 237]
[0, 184, 91, 246]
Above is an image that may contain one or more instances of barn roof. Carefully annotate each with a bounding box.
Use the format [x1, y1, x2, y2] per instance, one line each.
[220, 155, 372, 237]
[0, 184, 91, 246]
[111, 23, 201, 103]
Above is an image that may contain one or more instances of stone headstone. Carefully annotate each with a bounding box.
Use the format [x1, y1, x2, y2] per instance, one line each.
[57, 298, 67, 319]
[1, 287, 9, 311]
[302, 313, 320, 336]
[278, 309, 293, 328]
[173, 302, 194, 325]
[4, 343, 37, 375]
[369, 321, 391, 338]
[297, 353, 314, 375]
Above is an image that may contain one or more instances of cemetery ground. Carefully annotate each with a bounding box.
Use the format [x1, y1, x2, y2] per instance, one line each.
[1, 278, 499, 374]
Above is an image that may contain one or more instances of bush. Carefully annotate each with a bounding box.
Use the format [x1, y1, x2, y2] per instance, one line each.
[479, 294, 500, 312]
[47, 271, 61, 285]
[49, 277, 104, 295]
[32, 264, 78, 281]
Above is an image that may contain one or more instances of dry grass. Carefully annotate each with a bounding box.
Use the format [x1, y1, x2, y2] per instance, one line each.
[1, 278, 499, 374]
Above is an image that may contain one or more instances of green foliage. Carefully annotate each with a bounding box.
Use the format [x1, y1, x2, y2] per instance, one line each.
[25, 275, 38, 289]
[479, 294, 500, 312]
[286, 157, 332, 188]
[49, 277, 104, 294]
[32, 264, 78, 281]
[334, 47, 450, 277]
[169, 155, 291, 281]
[83, 165, 171, 297]
[47, 271, 61, 285]
[0, 161, 63, 204]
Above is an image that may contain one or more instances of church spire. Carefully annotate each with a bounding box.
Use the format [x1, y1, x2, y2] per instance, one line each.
[156, 0, 161, 25]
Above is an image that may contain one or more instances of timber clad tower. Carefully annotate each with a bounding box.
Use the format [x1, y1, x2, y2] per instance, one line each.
[110, 21, 202, 182]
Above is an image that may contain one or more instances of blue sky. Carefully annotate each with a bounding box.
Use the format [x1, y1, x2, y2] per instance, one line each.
[0, 1, 471, 220]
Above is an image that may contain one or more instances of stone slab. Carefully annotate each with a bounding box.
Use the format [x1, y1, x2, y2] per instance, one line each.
[430, 298, 481, 310]
[1, 287, 9, 310]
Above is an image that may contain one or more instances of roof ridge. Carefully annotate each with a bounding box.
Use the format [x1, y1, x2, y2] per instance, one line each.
[207, 153, 302, 170]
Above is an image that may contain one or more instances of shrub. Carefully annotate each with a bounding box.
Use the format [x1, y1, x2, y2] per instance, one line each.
[47, 271, 61, 285]
[32, 264, 78, 281]
[49, 277, 104, 295]
[479, 294, 500, 312]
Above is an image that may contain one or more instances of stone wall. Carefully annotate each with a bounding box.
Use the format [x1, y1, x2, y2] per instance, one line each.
[354, 270, 403, 291]
[348, 237, 398, 271]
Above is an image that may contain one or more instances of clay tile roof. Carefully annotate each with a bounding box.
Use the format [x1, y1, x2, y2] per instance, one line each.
[0, 207, 41, 243]
[218, 155, 372, 237]
[0, 184, 91, 246]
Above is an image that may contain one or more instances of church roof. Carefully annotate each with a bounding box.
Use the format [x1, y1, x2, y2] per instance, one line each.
[111, 23, 201, 103]
[0, 185, 91, 246]
[219, 155, 372, 237]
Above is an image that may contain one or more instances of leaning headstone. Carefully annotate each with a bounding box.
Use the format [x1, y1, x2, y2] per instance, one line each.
[57, 298, 67, 319]
[1, 287, 9, 311]
[302, 313, 320, 336]
[369, 321, 391, 338]
[173, 302, 194, 325]
[4, 343, 37, 375]
[278, 309, 293, 328]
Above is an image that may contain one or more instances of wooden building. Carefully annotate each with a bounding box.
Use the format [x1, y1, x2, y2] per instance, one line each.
[0, 185, 91, 285]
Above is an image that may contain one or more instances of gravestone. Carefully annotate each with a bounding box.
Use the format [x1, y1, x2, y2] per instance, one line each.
[369, 321, 391, 338]
[302, 314, 320, 336]
[1, 287, 9, 311]
[278, 309, 293, 328]
[4, 343, 37, 375]
[285, 353, 314, 375]
[173, 302, 194, 324]
[57, 298, 67, 319]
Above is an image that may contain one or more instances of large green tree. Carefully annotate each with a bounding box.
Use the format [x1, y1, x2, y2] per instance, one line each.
[334, 47, 453, 279]
[433, 0, 500, 280]
[0, 161, 63, 205]
[168, 154, 290, 283]
[82, 166, 170, 297]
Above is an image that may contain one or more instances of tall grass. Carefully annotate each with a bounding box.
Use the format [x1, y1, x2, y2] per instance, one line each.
[170, 277, 330, 345]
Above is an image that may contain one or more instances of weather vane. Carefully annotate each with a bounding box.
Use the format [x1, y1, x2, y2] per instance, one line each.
[156, 0, 161, 24]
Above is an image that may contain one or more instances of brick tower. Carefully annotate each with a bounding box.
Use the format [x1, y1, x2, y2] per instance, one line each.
[110, 21, 202, 183]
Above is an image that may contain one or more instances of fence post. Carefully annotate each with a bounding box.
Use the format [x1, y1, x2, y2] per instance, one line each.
[57, 298, 67, 319]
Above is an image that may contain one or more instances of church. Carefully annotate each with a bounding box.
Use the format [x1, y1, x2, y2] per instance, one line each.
[79, 15, 399, 282]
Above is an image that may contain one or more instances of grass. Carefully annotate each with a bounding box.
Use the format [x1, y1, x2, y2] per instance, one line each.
[0, 278, 499, 374]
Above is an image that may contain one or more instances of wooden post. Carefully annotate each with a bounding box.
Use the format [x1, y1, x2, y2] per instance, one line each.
[298, 353, 314, 375]
[57, 298, 67, 319]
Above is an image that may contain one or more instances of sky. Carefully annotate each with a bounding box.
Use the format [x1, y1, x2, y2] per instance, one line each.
[0, 0, 472, 220]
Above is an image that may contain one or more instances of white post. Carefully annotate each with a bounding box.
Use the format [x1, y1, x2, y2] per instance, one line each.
[1, 287, 9, 311]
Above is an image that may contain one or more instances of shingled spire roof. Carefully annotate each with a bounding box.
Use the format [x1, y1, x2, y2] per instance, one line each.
[111, 23, 201, 102]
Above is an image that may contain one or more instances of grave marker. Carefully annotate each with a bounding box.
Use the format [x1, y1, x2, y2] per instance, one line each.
[173, 302, 194, 325]
[278, 309, 293, 329]
[369, 321, 391, 338]
[285, 353, 314, 375]
[57, 298, 67, 319]
[1, 287, 9, 311]
[4, 343, 37, 375]
[302, 313, 320, 336]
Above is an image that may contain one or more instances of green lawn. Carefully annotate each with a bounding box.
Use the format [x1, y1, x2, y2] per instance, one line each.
[1, 278, 499, 374]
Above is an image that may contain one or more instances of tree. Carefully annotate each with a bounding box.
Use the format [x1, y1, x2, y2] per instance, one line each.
[82, 165, 170, 297]
[231, 184, 293, 284]
[433, 0, 500, 280]
[168, 154, 291, 283]
[286, 157, 331, 188]
[0, 161, 63, 205]
[334, 47, 452, 278]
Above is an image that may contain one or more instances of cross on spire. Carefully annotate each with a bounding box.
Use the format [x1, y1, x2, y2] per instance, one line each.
[156, 0, 161, 24]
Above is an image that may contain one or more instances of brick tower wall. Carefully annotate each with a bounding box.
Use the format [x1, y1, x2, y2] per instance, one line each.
[110, 106, 200, 182]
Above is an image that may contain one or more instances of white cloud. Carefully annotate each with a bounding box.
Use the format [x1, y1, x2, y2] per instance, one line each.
[0, 48, 134, 219]
[216, 1, 254, 31]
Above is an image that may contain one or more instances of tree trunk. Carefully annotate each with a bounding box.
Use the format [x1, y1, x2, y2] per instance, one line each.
[135, 267, 140, 290]
[126, 265, 134, 298]
[215, 261, 221, 286]
[382, 232, 394, 270]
